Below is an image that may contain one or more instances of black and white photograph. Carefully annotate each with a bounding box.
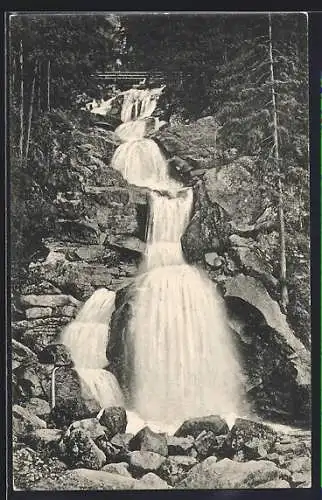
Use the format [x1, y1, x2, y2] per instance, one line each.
[9, 11, 311, 491]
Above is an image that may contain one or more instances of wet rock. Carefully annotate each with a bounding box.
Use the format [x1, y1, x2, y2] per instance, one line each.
[58, 429, 106, 470]
[174, 415, 229, 439]
[128, 451, 166, 477]
[158, 456, 198, 486]
[177, 457, 286, 489]
[129, 426, 168, 456]
[181, 182, 227, 263]
[20, 294, 81, 308]
[135, 472, 171, 489]
[32, 468, 137, 490]
[24, 428, 63, 453]
[13, 405, 47, 437]
[101, 462, 132, 478]
[49, 367, 101, 427]
[227, 418, 277, 461]
[24, 398, 51, 420]
[67, 418, 106, 440]
[38, 343, 73, 366]
[98, 407, 127, 439]
[194, 430, 218, 459]
[166, 436, 194, 456]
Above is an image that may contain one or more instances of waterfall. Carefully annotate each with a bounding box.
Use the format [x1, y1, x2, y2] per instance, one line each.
[66, 85, 246, 429]
[109, 86, 246, 427]
[60, 289, 124, 409]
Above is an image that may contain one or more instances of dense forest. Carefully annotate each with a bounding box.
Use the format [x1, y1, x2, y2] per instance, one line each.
[9, 13, 309, 344]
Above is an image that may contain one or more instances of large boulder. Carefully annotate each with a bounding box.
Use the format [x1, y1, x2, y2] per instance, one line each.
[129, 426, 168, 456]
[38, 343, 73, 366]
[177, 457, 289, 489]
[98, 407, 127, 439]
[23, 398, 51, 420]
[101, 462, 132, 478]
[12, 339, 37, 371]
[203, 163, 263, 226]
[154, 116, 222, 177]
[134, 472, 171, 489]
[228, 235, 278, 289]
[13, 405, 47, 438]
[13, 447, 67, 490]
[226, 418, 277, 460]
[49, 367, 101, 427]
[181, 182, 227, 263]
[24, 428, 63, 454]
[127, 451, 166, 477]
[166, 436, 195, 456]
[158, 456, 198, 486]
[58, 429, 106, 470]
[223, 275, 310, 424]
[13, 358, 52, 402]
[174, 415, 229, 439]
[67, 418, 106, 441]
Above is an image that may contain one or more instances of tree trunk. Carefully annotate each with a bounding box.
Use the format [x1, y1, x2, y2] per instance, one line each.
[37, 60, 41, 113]
[47, 59, 51, 111]
[11, 55, 16, 95]
[19, 40, 24, 162]
[25, 61, 37, 162]
[268, 13, 289, 313]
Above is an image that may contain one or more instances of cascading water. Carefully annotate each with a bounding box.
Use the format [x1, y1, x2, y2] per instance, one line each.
[60, 289, 124, 409]
[109, 86, 247, 428]
[67, 85, 246, 431]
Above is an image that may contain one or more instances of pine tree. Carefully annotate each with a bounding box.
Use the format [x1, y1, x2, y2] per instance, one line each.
[210, 13, 308, 325]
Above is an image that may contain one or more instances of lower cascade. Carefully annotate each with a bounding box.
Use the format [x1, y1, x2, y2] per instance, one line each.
[62, 86, 247, 428]
[60, 289, 124, 409]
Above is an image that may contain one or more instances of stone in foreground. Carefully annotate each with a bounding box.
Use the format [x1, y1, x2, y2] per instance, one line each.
[177, 457, 287, 489]
[128, 451, 166, 477]
[174, 415, 229, 439]
[129, 426, 168, 456]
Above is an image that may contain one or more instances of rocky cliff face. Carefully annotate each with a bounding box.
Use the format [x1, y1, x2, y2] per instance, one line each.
[12, 113, 310, 430]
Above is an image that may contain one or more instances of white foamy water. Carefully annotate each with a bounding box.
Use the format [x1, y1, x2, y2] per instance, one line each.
[111, 138, 180, 190]
[109, 87, 247, 425]
[60, 288, 124, 409]
[127, 264, 245, 423]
